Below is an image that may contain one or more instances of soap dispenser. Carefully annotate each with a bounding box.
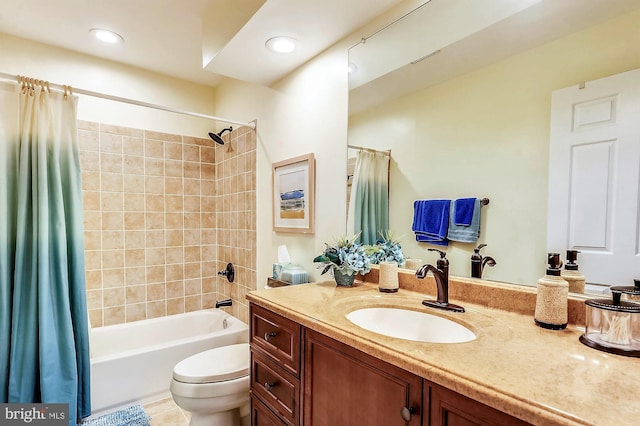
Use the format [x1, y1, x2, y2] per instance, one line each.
[534, 253, 569, 330]
[470, 244, 496, 279]
[561, 250, 586, 293]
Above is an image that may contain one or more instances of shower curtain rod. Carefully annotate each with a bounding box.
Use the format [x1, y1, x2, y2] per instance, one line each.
[348, 144, 391, 155]
[0, 71, 256, 129]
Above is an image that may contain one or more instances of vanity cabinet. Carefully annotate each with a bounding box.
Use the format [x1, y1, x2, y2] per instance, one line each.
[250, 304, 302, 425]
[249, 303, 531, 426]
[427, 383, 530, 426]
[303, 328, 423, 425]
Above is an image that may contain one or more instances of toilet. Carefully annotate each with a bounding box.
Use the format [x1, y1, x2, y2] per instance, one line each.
[170, 343, 250, 426]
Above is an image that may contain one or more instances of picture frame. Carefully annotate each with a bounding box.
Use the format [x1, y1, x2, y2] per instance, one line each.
[272, 153, 315, 233]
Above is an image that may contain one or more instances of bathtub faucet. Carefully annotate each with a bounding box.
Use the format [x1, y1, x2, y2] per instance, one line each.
[215, 299, 233, 308]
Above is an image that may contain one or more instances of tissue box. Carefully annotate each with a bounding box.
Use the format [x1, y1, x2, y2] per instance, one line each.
[280, 264, 309, 285]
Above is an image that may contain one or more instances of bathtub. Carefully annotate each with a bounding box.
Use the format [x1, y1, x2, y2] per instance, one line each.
[89, 309, 248, 415]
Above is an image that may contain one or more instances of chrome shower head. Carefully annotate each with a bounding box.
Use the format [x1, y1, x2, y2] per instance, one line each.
[208, 126, 233, 145]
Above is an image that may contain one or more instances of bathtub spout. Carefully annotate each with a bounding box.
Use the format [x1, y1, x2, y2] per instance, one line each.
[215, 299, 233, 308]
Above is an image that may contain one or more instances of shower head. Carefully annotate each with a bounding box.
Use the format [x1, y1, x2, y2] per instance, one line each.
[208, 127, 233, 145]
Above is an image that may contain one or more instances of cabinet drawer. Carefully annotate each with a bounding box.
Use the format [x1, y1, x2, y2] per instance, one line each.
[251, 393, 287, 426]
[250, 303, 301, 377]
[251, 349, 299, 425]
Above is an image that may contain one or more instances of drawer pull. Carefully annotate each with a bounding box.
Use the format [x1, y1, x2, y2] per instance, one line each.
[264, 381, 277, 391]
[264, 331, 277, 341]
[400, 406, 416, 422]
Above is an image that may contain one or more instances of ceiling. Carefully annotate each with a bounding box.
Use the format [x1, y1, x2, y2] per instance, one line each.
[0, 0, 403, 87]
[349, 0, 640, 114]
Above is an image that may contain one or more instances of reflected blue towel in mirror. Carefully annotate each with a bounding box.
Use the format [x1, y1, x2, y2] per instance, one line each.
[412, 199, 450, 246]
[453, 197, 476, 226]
[447, 198, 481, 243]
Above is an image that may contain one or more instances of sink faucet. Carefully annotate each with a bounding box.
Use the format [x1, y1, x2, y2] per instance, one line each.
[470, 244, 496, 279]
[416, 248, 465, 313]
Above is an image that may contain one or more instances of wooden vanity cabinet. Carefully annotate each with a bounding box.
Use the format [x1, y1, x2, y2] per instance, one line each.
[249, 303, 531, 426]
[303, 328, 423, 425]
[427, 382, 531, 426]
[250, 304, 302, 426]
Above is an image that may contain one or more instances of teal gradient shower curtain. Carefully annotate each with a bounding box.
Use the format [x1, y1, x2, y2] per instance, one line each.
[347, 150, 390, 245]
[0, 81, 91, 424]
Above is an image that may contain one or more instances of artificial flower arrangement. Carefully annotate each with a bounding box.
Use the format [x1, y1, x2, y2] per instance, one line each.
[368, 230, 405, 266]
[313, 232, 372, 277]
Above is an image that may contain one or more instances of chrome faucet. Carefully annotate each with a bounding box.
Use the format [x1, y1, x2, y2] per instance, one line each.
[416, 248, 465, 313]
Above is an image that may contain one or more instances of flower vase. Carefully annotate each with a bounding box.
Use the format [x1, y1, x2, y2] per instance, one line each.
[334, 269, 356, 287]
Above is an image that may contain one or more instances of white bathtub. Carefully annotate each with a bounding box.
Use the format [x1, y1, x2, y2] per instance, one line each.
[89, 309, 248, 415]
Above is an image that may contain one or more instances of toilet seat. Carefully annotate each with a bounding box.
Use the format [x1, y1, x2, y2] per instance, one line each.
[173, 343, 249, 384]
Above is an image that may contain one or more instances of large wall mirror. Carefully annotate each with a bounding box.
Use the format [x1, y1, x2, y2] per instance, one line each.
[347, 0, 640, 293]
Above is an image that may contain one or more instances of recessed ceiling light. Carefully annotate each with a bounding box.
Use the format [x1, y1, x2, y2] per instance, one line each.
[90, 28, 124, 44]
[265, 36, 296, 53]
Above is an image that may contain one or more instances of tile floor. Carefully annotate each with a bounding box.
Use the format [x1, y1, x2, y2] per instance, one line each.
[143, 397, 190, 426]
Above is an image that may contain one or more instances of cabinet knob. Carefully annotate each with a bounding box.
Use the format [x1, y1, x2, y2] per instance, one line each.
[264, 381, 277, 391]
[264, 331, 277, 341]
[400, 406, 416, 422]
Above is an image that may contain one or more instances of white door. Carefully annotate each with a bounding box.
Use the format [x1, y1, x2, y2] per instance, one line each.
[547, 68, 640, 287]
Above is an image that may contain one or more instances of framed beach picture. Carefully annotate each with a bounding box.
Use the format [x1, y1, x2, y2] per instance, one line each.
[272, 153, 315, 233]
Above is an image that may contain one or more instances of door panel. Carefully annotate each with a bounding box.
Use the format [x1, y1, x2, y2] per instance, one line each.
[548, 68, 640, 286]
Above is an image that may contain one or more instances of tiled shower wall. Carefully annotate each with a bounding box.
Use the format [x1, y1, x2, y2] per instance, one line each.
[78, 121, 256, 327]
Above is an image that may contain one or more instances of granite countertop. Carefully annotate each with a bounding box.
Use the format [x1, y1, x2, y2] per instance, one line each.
[247, 280, 640, 426]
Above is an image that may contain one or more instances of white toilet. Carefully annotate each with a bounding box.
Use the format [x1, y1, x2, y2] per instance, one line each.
[170, 343, 250, 426]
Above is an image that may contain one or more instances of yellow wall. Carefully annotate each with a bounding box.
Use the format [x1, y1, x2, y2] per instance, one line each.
[348, 9, 640, 286]
[0, 33, 218, 137]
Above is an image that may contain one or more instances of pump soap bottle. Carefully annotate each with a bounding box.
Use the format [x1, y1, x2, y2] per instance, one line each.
[561, 250, 586, 293]
[534, 253, 569, 330]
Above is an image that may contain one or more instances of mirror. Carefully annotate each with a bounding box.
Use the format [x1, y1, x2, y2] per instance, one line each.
[347, 0, 640, 292]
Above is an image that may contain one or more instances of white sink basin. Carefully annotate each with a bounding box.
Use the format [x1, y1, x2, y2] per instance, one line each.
[346, 307, 476, 343]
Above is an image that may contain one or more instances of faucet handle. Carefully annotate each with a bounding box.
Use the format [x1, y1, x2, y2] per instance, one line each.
[428, 248, 447, 258]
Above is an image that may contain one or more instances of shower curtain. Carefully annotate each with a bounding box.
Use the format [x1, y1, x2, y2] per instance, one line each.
[347, 149, 390, 245]
[0, 81, 91, 425]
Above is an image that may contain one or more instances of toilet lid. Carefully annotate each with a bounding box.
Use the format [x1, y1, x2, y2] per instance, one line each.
[173, 343, 250, 384]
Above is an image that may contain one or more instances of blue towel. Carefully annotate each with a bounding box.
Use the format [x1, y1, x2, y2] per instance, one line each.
[447, 198, 481, 243]
[412, 199, 450, 246]
[453, 198, 476, 226]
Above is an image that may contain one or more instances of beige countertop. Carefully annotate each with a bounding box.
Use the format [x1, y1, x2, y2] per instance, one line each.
[247, 280, 640, 426]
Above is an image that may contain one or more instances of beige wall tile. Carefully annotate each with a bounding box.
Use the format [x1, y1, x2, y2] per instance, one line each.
[103, 268, 124, 288]
[125, 231, 145, 249]
[126, 285, 146, 303]
[123, 136, 144, 156]
[101, 124, 143, 137]
[166, 281, 185, 298]
[147, 301, 166, 318]
[104, 306, 125, 326]
[101, 132, 123, 154]
[167, 298, 185, 315]
[123, 156, 145, 175]
[103, 287, 125, 307]
[165, 142, 182, 160]
[125, 267, 146, 287]
[126, 303, 147, 322]
[83, 191, 101, 211]
[83, 171, 100, 191]
[144, 130, 181, 143]
[83, 122, 257, 326]
[145, 139, 165, 159]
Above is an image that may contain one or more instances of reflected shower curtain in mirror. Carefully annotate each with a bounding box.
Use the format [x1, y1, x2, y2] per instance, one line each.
[0, 81, 91, 425]
[347, 150, 390, 245]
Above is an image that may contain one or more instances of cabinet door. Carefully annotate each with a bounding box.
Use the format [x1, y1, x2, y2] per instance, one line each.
[251, 394, 287, 426]
[428, 383, 531, 426]
[303, 329, 422, 426]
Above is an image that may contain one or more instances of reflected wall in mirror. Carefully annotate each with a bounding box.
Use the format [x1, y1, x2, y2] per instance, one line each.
[347, 0, 640, 292]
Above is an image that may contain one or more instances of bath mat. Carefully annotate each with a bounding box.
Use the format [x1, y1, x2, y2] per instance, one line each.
[82, 404, 151, 426]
